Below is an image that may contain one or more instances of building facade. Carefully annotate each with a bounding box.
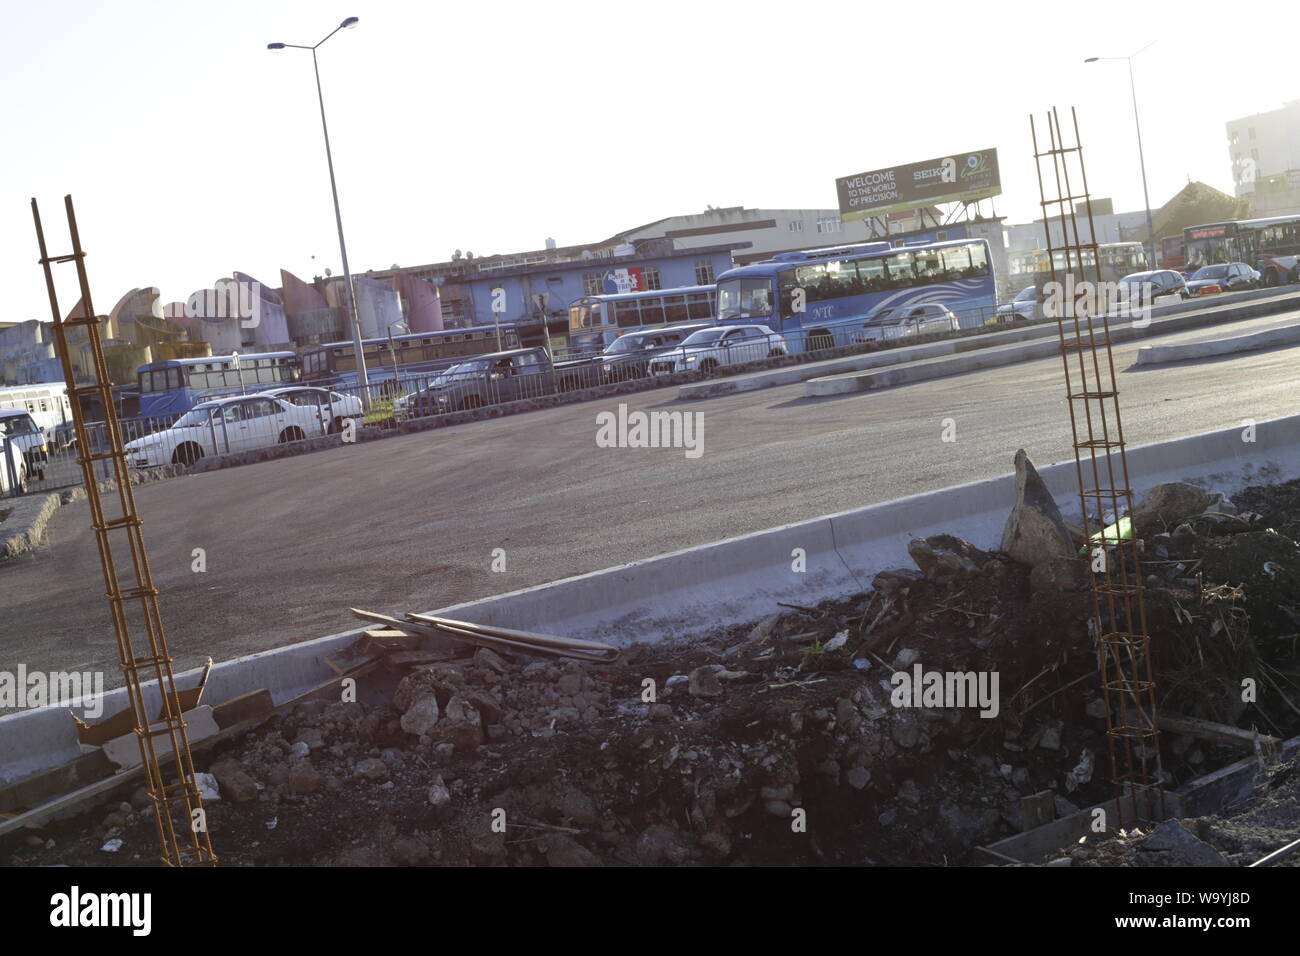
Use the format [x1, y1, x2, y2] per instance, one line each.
[1227, 100, 1300, 217]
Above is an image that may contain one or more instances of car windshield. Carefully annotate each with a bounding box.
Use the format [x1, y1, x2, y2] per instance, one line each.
[680, 328, 727, 347]
[1014, 286, 1037, 302]
[173, 407, 215, 428]
[867, 308, 898, 323]
[0, 415, 37, 435]
[1193, 265, 1229, 279]
[606, 335, 652, 355]
[430, 361, 487, 384]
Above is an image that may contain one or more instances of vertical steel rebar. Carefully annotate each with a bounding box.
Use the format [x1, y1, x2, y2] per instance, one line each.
[32, 196, 218, 868]
[1028, 111, 1163, 828]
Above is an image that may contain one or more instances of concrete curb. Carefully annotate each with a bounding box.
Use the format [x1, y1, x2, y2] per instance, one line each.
[676, 289, 1300, 401]
[0, 493, 60, 560]
[1135, 319, 1300, 365]
[806, 294, 1300, 396]
[4, 411, 1299, 786]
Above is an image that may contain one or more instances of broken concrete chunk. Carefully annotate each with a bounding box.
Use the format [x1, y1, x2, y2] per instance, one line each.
[871, 568, 923, 594]
[1130, 482, 1214, 532]
[1001, 449, 1075, 569]
[907, 534, 990, 580]
[688, 666, 724, 699]
[1137, 820, 1231, 867]
[400, 696, 440, 736]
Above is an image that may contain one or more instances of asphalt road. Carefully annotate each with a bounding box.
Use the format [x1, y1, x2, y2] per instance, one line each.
[4, 309, 1300, 688]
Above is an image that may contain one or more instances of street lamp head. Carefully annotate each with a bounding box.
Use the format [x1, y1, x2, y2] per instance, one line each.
[341, 16, 359, 29]
[267, 42, 286, 50]
[1084, 56, 1099, 63]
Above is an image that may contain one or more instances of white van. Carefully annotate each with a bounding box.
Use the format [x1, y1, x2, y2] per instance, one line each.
[0, 384, 73, 450]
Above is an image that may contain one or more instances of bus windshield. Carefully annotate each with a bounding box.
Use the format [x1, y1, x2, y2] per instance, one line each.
[716, 278, 773, 320]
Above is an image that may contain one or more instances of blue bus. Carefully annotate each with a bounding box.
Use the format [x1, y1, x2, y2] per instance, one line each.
[300, 326, 521, 388]
[137, 352, 301, 418]
[566, 285, 717, 355]
[713, 238, 995, 351]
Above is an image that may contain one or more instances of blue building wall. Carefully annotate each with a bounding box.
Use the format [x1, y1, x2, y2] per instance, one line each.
[460, 250, 735, 328]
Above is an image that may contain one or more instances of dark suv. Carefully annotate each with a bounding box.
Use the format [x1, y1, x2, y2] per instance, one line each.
[598, 323, 713, 382]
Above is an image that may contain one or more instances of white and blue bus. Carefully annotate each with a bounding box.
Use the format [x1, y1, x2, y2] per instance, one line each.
[713, 238, 996, 352]
[566, 285, 718, 355]
[137, 351, 301, 418]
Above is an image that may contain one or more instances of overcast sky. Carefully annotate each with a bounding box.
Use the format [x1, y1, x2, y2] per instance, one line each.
[1, 0, 1292, 322]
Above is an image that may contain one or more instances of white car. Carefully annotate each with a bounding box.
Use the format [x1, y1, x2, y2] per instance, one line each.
[995, 286, 1040, 323]
[260, 386, 363, 433]
[0, 409, 49, 480]
[649, 325, 788, 375]
[124, 395, 324, 468]
[851, 303, 959, 344]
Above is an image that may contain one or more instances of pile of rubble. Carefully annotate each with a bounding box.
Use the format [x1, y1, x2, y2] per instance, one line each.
[6, 463, 1300, 867]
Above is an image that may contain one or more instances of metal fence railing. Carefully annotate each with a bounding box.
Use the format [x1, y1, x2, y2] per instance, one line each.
[8, 303, 1027, 497]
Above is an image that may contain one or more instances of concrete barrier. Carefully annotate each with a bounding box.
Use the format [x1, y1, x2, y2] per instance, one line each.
[3, 412, 1299, 786]
[1135, 319, 1300, 365]
[807, 296, 1300, 396]
[0, 493, 60, 561]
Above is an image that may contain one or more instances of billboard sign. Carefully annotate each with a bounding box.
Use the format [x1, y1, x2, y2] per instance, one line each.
[603, 267, 643, 294]
[836, 149, 1001, 220]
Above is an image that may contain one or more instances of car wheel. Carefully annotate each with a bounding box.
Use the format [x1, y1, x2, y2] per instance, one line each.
[172, 442, 204, 466]
[278, 426, 305, 444]
[1263, 269, 1279, 288]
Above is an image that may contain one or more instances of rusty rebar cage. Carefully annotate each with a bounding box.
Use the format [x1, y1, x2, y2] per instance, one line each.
[32, 195, 217, 867]
[1029, 108, 1164, 827]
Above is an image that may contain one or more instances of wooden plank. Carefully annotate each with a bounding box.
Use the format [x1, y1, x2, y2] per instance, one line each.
[1157, 713, 1282, 749]
[211, 688, 274, 730]
[0, 749, 115, 814]
[71, 662, 215, 746]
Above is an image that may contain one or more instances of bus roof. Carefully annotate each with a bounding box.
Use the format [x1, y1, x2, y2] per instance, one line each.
[719, 237, 990, 279]
[582, 285, 715, 303]
[301, 326, 516, 353]
[140, 351, 297, 370]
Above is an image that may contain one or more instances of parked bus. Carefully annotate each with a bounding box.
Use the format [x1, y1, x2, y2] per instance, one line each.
[1007, 241, 1148, 293]
[712, 238, 995, 352]
[0, 383, 74, 448]
[566, 286, 718, 355]
[1159, 235, 1185, 271]
[1182, 215, 1300, 285]
[137, 352, 300, 418]
[300, 326, 521, 389]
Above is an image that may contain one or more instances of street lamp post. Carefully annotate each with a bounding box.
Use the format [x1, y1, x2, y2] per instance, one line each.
[1086, 42, 1157, 269]
[268, 17, 371, 407]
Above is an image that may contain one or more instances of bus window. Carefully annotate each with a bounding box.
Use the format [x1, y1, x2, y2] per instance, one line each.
[641, 298, 665, 326]
[614, 300, 641, 327]
[938, 245, 971, 279]
[663, 294, 688, 323]
[778, 270, 801, 318]
[884, 252, 915, 289]
[794, 264, 828, 301]
[967, 243, 990, 276]
[686, 293, 713, 320]
[912, 252, 943, 284]
[857, 257, 886, 291]
[825, 260, 858, 296]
